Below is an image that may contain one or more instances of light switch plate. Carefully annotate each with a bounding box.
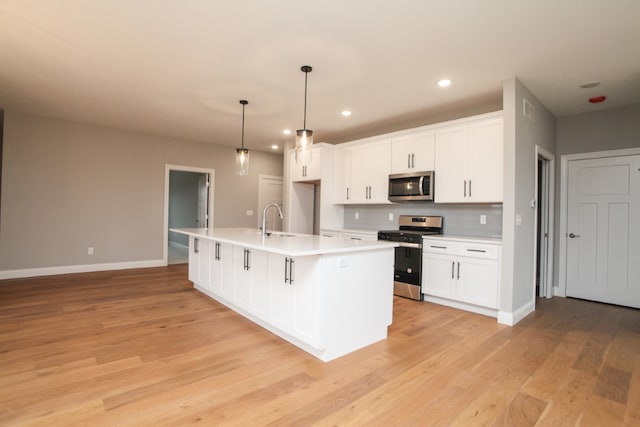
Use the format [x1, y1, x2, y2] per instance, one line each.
[388, 213, 394, 221]
[515, 214, 522, 226]
[480, 215, 486, 225]
[354, 212, 360, 220]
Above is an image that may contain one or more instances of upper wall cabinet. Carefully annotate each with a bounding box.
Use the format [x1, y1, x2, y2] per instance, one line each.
[390, 130, 435, 174]
[434, 116, 503, 203]
[292, 146, 323, 182]
[333, 138, 392, 204]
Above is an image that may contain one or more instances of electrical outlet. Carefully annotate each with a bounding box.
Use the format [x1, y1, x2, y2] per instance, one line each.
[354, 212, 359, 220]
[480, 215, 486, 225]
[88, 247, 94, 255]
[246, 210, 253, 216]
[515, 214, 523, 226]
[388, 213, 394, 221]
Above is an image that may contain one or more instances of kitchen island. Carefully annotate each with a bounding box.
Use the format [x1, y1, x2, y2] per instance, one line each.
[171, 227, 397, 362]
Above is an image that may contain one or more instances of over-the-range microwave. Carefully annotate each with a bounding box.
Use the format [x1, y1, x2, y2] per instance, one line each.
[388, 171, 434, 202]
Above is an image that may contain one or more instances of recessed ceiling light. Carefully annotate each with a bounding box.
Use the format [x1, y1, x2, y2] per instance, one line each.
[271, 144, 279, 150]
[341, 110, 352, 117]
[437, 79, 452, 88]
[580, 81, 600, 89]
[282, 129, 291, 135]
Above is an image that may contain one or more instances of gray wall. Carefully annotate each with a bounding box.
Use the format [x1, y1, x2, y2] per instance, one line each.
[501, 78, 557, 315]
[168, 171, 202, 247]
[554, 102, 640, 287]
[343, 203, 502, 237]
[0, 111, 283, 271]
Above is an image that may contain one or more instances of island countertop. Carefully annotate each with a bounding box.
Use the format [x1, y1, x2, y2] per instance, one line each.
[170, 227, 398, 257]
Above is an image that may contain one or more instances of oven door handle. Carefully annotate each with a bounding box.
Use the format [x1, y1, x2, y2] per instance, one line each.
[397, 242, 421, 249]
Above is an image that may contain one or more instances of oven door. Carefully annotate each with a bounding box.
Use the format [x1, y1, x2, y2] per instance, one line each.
[393, 242, 423, 300]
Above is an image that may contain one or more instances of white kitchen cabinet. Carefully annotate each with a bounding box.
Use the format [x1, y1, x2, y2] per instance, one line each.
[422, 238, 501, 312]
[292, 146, 322, 182]
[210, 240, 232, 294]
[188, 236, 211, 289]
[268, 253, 321, 348]
[434, 116, 503, 203]
[391, 130, 435, 173]
[233, 246, 268, 312]
[333, 147, 352, 204]
[334, 138, 391, 204]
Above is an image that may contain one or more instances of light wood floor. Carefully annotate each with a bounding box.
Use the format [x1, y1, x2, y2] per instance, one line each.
[1, 265, 638, 426]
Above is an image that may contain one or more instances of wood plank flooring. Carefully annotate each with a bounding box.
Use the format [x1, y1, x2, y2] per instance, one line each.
[1, 264, 638, 426]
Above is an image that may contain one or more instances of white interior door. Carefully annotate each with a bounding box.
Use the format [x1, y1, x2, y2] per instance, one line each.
[258, 176, 284, 232]
[566, 155, 640, 307]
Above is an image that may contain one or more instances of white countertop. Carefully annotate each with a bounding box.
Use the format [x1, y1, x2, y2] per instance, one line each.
[171, 227, 398, 256]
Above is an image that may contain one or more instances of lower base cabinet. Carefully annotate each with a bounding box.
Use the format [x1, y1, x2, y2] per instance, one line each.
[422, 238, 501, 311]
[185, 234, 395, 362]
[268, 253, 321, 347]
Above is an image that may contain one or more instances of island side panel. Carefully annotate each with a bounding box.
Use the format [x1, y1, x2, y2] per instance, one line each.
[319, 247, 395, 361]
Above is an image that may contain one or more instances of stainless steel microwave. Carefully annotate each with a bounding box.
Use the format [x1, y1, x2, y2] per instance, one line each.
[388, 171, 434, 202]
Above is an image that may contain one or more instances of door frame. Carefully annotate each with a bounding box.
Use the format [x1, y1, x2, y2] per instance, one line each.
[533, 146, 555, 300]
[163, 164, 215, 266]
[558, 147, 640, 297]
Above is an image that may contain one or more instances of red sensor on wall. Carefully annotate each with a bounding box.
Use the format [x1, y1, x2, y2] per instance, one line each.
[589, 96, 606, 103]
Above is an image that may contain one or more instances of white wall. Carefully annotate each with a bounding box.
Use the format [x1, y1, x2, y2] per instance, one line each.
[0, 111, 283, 272]
[501, 78, 556, 324]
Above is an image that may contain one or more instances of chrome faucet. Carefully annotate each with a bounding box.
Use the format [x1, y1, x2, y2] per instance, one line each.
[261, 203, 284, 236]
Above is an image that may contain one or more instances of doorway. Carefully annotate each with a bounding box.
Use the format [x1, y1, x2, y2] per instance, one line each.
[534, 146, 554, 299]
[163, 165, 215, 265]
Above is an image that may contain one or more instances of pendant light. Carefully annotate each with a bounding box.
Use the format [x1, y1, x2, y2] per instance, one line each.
[235, 99, 250, 176]
[295, 65, 313, 151]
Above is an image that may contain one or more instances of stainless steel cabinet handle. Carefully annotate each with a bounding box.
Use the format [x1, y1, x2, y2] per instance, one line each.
[569, 233, 580, 238]
[464, 180, 467, 197]
[284, 258, 289, 283]
[246, 249, 250, 270]
[467, 248, 486, 253]
[431, 245, 447, 249]
[469, 180, 472, 197]
[346, 187, 350, 200]
[408, 154, 411, 169]
[194, 238, 199, 254]
[451, 261, 455, 279]
[457, 262, 460, 280]
[289, 258, 294, 284]
[411, 153, 415, 168]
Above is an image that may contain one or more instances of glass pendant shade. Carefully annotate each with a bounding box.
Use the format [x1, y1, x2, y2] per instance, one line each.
[295, 129, 313, 151]
[235, 148, 250, 176]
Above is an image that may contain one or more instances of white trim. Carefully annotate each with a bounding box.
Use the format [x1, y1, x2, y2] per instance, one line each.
[0, 260, 165, 280]
[422, 295, 498, 319]
[558, 147, 640, 297]
[163, 164, 215, 266]
[498, 299, 535, 326]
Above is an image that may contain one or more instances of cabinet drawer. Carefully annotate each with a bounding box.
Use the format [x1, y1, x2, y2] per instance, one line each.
[460, 243, 498, 260]
[423, 240, 460, 254]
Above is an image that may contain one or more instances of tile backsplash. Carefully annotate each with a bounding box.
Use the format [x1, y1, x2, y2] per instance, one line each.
[342, 202, 502, 237]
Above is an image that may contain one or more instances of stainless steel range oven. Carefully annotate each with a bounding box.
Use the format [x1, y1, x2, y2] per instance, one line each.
[378, 215, 443, 300]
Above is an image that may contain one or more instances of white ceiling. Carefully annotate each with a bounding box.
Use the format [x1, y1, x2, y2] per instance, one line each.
[1, 1, 639, 153]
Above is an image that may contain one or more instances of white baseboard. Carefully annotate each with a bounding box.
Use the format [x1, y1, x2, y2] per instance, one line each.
[0, 259, 166, 280]
[498, 299, 535, 326]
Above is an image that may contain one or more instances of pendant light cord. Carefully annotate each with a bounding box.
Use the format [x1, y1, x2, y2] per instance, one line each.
[240, 99, 248, 150]
[303, 70, 308, 130]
